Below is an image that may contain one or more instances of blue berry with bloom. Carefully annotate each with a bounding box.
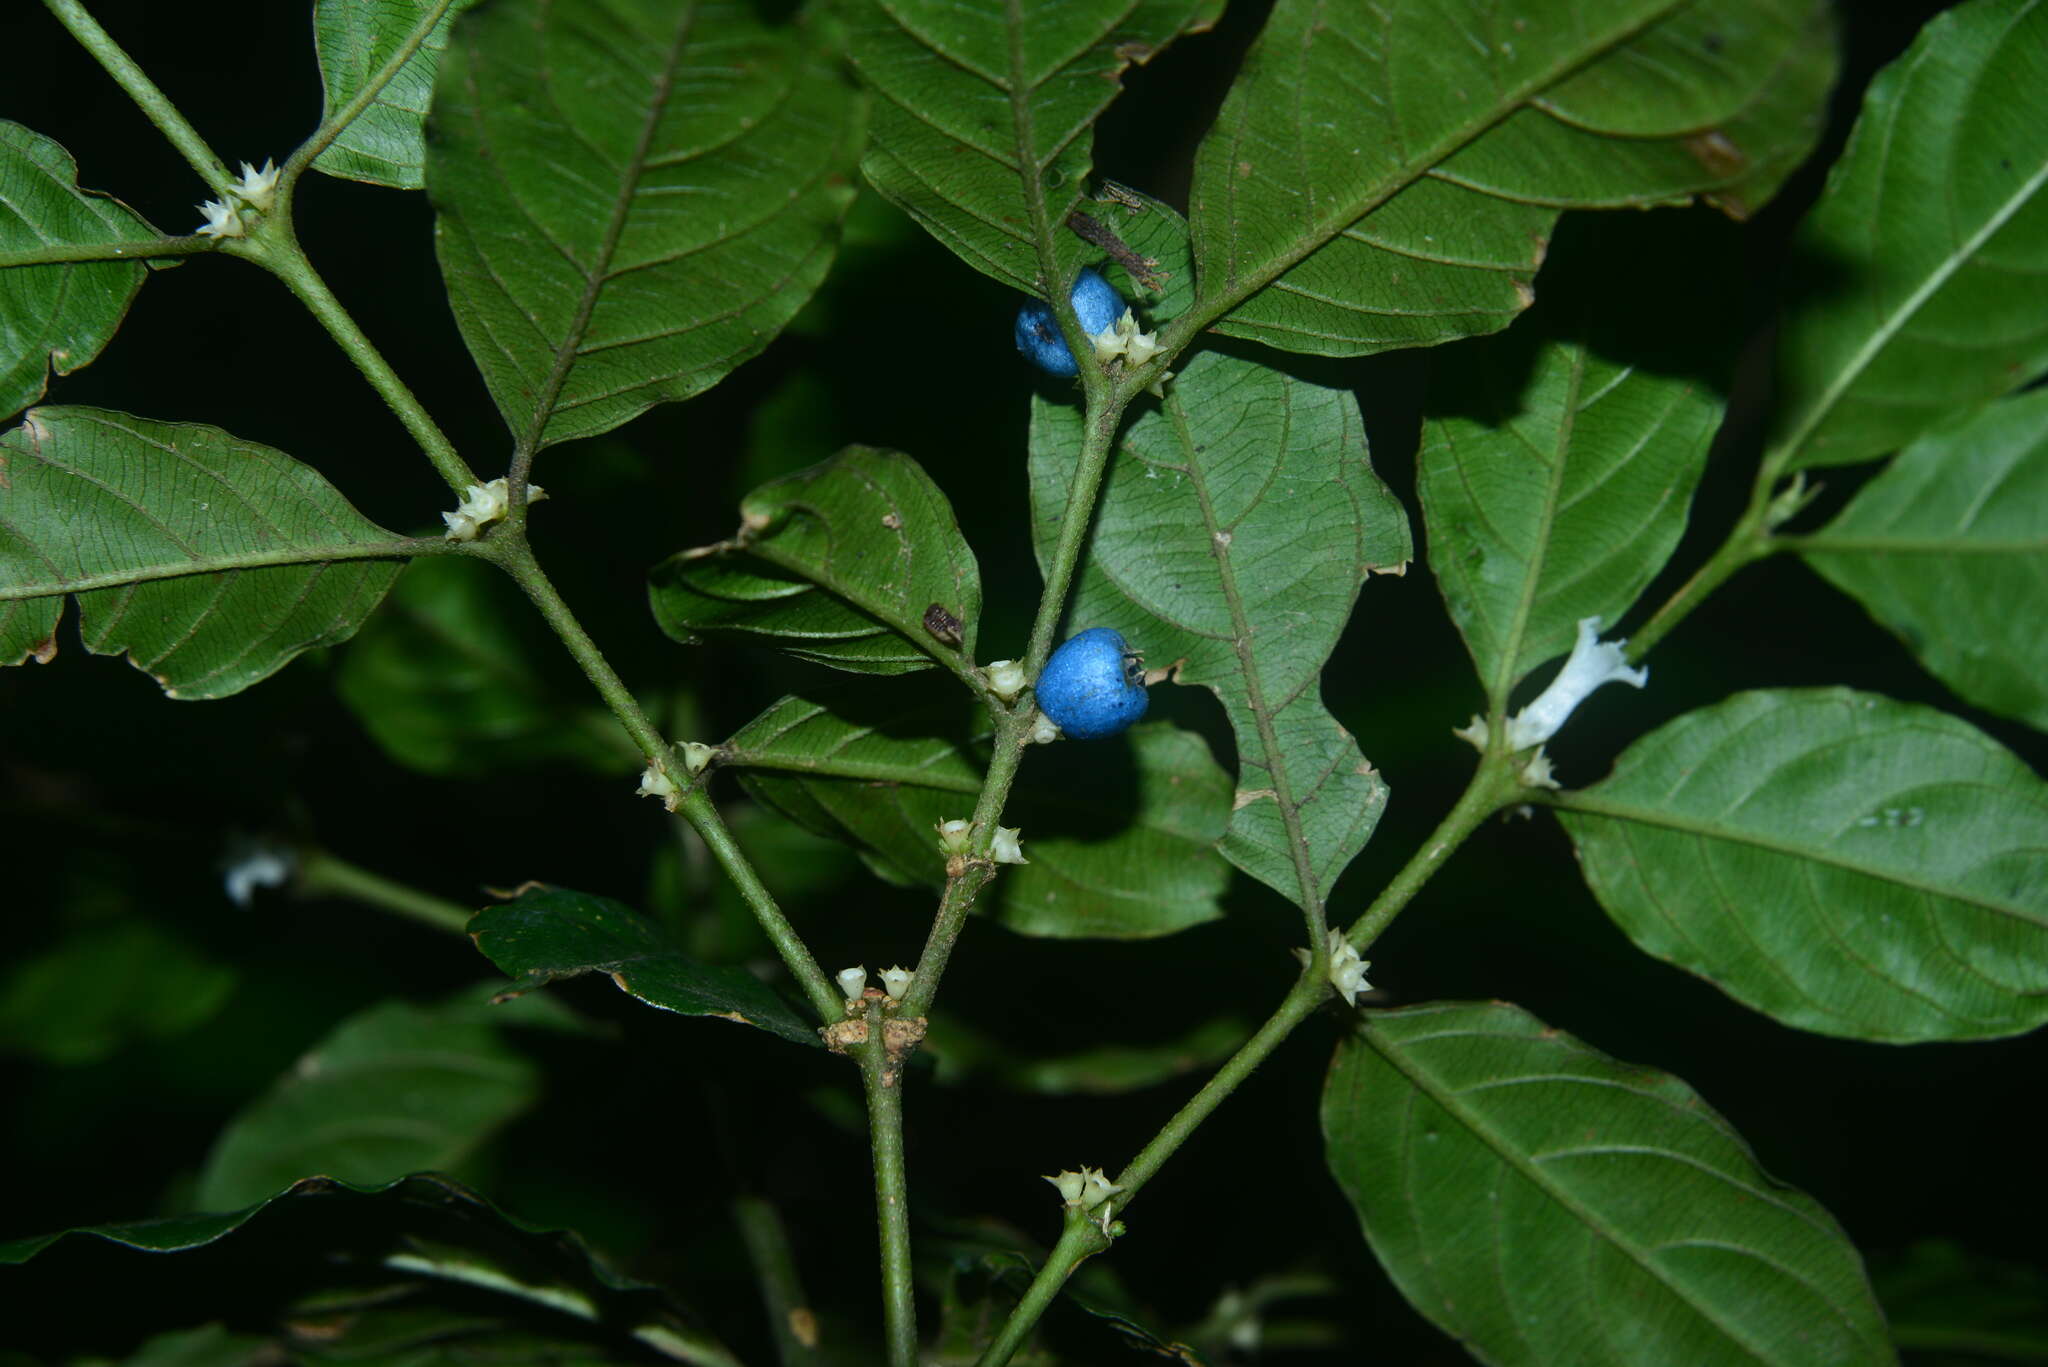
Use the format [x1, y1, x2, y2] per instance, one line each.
[1015, 268, 1125, 377]
[1035, 627, 1148, 739]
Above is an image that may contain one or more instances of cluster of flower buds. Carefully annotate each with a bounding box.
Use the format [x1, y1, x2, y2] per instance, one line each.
[1044, 1166, 1124, 1236]
[196, 160, 280, 239]
[443, 477, 547, 541]
[1295, 928, 1372, 1007]
[934, 819, 1028, 867]
[835, 965, 915, 1004]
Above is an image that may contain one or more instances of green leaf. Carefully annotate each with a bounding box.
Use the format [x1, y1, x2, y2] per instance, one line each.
[429, 0, 861, 452]
[1420, 329, 1721, 699]
[844, 0, 1222, 293]
[0, 1174, 741, 1367]
[726, 687, 1234, 938]
[89, 1325, 273, 1367]
[649, 446, 983, 683]
[1031, 347, 1412, 907]
[1558, 689, 2048, 1043]
[0, 407, 408, 698]
[338, 555, 641, 776]
[468, 886, 819, 1046]
[1800, 388, 2048, 733]
[0, 922, 236, 1066]
[1875, 1241, 2048, 1362]
[1774, 0, 2048, 470]
[926, 1013, 1245, 1094]
[195, 995, 542, 1212]
[1, 122, 156, 424]
[312, 0, 478, 189]
[1324, 1002, 1894, 1367]
[1187, 0, 1834, 357]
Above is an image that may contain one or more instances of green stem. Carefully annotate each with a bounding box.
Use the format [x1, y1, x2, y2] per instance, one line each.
[249, 232, 478, 495]
[296, 850, 473, 935]
[732, 1196, 820, 1367]
[1020, 395, 1128, 675]
[42, 0, 236, 198]
[0, 236, 217, 269]
[974, 757, 1521, 1367]
[1623, 479, 1775, 663]
[860, 1038, 918, 1367]
[284, 0, 462, 181]
[681, 789, 842, 1023]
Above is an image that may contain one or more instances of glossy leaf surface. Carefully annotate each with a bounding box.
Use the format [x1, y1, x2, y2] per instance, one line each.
[1326, 1003, 1893, 1365]
[726, 688, 1233, 938]
[1560, 689, 2048, 1042]
[469, 886, 819, 1046]
[650, 446, 983, 682]
[195, 996, 541, 1212]
[1188, 0, 1834, 357]
[430, 0, 860, 450]
[312, 0, 477, 188]
[1774, 0, 2048, 469]
[338, 555, 640, 775]
[1031, 348, 1411, 906]
[1, 121, 154, 423]
[1802, 389, 2048, 732]
[844, 0, 1221, 293]
[1421, 330, 1720, 698]
[0, 408, 405, 697]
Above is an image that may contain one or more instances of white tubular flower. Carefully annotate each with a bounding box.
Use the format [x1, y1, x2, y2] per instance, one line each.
[836, 966, 869, 1001]
[935, 818, 974, 856]
[1323, 928, 1371, 1006]
[1044, 1171, 1087, 1205]
[991, 826, 1028, 865]
[195, 198, 244, 239]
[985, 659, 1028, 703]
[223, 842, 294, 907]
[1503, 617, 1647, 750]
[636, 761, 679, 810]
[442, 477, 546, 541]
[880, 965, 914, 1000]
[230, 159, 279, 213]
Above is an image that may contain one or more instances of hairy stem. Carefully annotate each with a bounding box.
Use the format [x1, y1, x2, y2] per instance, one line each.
[249, 231, 478, 495]
[42, 0, 235, 199]
[0, 236, 218, 270]
[974, 756, 1522, 1366]
[732, 1195, 820, 1367]
[296, 850, 473, 935]
[860, 1037, 918, 1367]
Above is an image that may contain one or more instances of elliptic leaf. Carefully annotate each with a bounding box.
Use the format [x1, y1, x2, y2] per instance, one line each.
[338, 555, 641, 775]
[1558, 689, 2048, 1042]
[649, 446, 983, 684]
[1801, 388, 2048, 733]
[1031, 347, 1412, 907]
[1187, 0, 1834, 357]
[195, 996, 541, 1212]
[469, 886, 819, 1046]
[726, 687, 1234, 938]
[429, 0, 861, 451]
[0, 922, 236, 1066]
[1421, 331, 1721, 699]
[1, 121, 156, 423]
[844, 0, 1222, 293]
[1774, 0, 2048, 470]
[312, 0, 479, 188]
[0, 408, 408, 698]
[1325, 1002, 1894, 1366]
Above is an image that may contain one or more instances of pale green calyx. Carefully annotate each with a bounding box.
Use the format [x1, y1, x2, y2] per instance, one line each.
[935, 818, 974, 856]
[195, 198, 244, 239]
[836, 965, 869, 1002]
[443, 477, 547, 541]
[1090, 308, 1160, 366]
[230, 159, 279, 213]
[1043, 1170, 1087, 1204]
[985, 659, 1028, 703]
[1044, 1166, 1121, 1211]
[636, 761, 679, 811]
[991, 826, 1027, 865]
[679, 741, 716, 776]
[880, 965, 914, 1000]
[1302, 928, 1372, 1007]
[1026, 712, 1061, 745]
[1457, 617, 1647, 752]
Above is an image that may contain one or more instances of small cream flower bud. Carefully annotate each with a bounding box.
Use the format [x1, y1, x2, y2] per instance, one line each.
[991, 826, 1028, 865]
[836, 966, 868, 1001]
[935, 819, 974, 855]
[679, 741, 715, 775]
[636, 762, 679, 811]
[1044, 1171, 1087, 1204]
[985, 659, 1028, 703]
[880, 965, 914, 999]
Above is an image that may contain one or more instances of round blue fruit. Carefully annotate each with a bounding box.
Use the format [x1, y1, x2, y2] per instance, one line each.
[1036, 627, 1148, 739]
[1014, 268, 1126, 376]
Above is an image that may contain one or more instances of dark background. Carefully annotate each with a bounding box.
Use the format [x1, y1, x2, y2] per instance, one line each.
[3, 1, 2042, 1362]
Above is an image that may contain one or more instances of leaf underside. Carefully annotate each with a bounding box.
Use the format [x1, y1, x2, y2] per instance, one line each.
[0, 407, 404, 698]
[313, 0, 480, 188]
[1560, 688, 2048, 1042]
[1325, 1002, 1895, 1366]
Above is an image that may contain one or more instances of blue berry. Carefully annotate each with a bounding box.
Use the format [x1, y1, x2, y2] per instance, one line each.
[1014, 268, 1126, 376]
[1035, 627, 1148, 739]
